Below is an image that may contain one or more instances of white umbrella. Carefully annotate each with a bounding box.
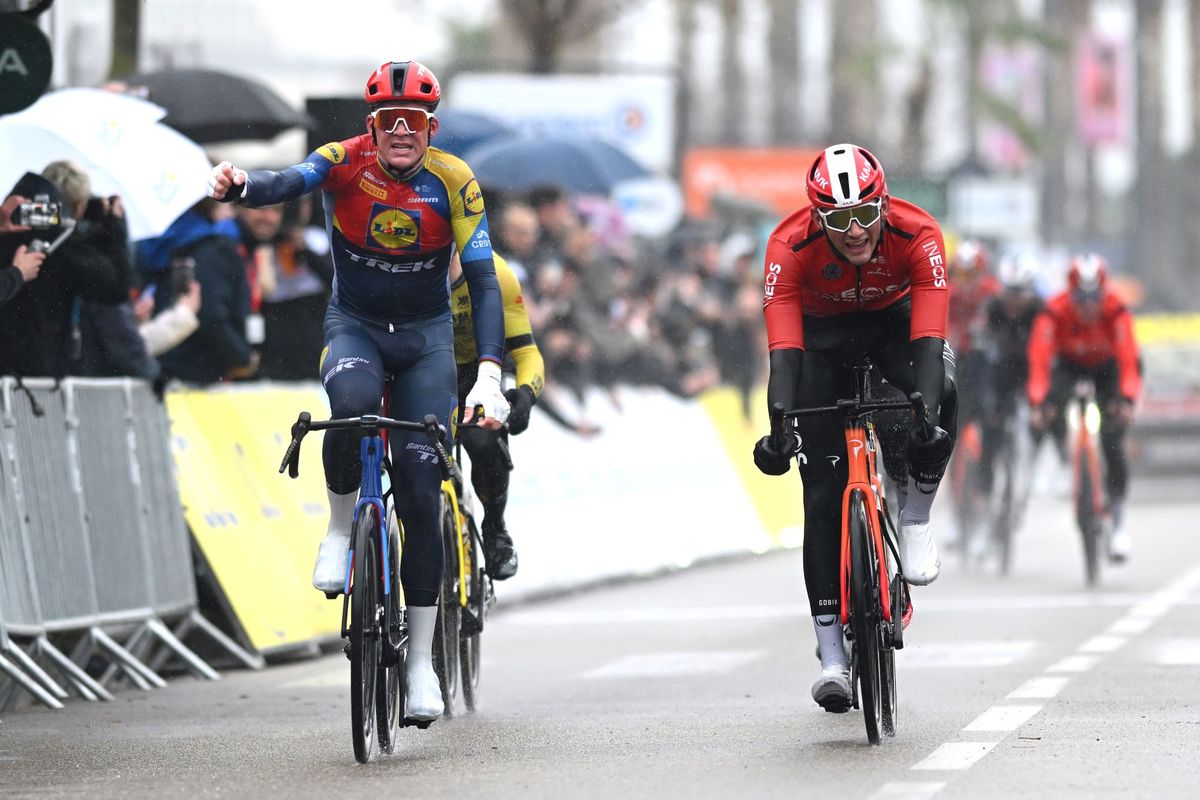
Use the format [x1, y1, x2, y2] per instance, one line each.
[0, 88, 211, 240]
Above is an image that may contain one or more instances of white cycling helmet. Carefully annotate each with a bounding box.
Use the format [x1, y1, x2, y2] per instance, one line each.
[997, 252, 1039, 290]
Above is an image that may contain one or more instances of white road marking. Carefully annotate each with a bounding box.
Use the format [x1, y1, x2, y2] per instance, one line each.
[963, 705, 1043, 732]
[868, 782, 947, 800]
[1045, 654, 1100, 673]
[1155, 639, 1200, 665]
[279, 667, 346, 689]
[1007, 676, 1071, 699]
[900, 641, 1035, 668]
[582, 650, 762, 679]
[1107, 617, 1154, 636]
[1078, 635, 1127, 654]
[911, 742, 999, 771]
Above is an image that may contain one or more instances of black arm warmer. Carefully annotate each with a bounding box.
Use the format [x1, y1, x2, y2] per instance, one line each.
[911, 336, 946, 429]
[767, 348, 803, 414]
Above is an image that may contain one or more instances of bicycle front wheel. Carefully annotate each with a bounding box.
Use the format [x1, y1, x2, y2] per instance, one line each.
[432, 497, 461, 717]
[1074, 437, 1103, 587]
[350, 506, 380, 764]
[375, 511, 403, 754]
[460, 513, 485, 712]
[849, 489, 883, 746]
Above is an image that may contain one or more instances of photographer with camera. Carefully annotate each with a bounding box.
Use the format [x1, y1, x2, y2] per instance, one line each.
[1, 188, 48, 306]
[0, 169, 128, 378]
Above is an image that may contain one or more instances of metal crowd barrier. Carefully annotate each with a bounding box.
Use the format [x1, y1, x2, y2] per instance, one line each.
[0, 377, 259, 712]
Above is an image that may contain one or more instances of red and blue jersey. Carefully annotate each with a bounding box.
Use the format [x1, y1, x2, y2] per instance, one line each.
[239, 134, 503, 363]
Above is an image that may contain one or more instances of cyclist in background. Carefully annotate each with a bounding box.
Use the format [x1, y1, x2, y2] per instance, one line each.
[450, 251, 545, 580]
[978, 252, 1043, 498]
[752, 143, 956, 713]
[947, 239, 1000, 428]
[207, 60, 509, 722]
[1027, 254, 1140, 562]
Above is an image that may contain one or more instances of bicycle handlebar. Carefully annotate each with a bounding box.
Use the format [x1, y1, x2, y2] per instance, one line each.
[783, 391, 931, 436]
[278, 411, 457, 482]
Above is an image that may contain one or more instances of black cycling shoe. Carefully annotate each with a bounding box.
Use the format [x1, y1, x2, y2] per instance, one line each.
[483, 525, 519, 580]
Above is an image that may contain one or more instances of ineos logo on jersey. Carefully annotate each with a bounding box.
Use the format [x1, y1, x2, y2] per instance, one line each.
[764, 262, 782, 300]
[922, 240, 947, 288]
[368, 207, 420, 250]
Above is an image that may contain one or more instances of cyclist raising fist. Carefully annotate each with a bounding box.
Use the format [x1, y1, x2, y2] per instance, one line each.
[209, 60, 508, 723]
[753, 144, 957, 713]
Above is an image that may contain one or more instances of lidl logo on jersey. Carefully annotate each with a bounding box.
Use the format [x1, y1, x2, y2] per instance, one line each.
[461, 178, 485, 216]
[368, 206, 420, 251]
[318, 142, 347, 165]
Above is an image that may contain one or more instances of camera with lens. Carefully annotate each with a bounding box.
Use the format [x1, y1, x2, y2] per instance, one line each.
[169, 255, 197, 298]
[12, 193, 63, 229]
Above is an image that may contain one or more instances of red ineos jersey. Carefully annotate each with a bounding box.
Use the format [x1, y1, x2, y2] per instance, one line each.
[762, 197, 949, 351]
[1027, 290, 1142, 405]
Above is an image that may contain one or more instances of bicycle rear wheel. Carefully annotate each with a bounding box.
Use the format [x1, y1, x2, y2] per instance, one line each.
[849, 490, 883, 746]
[460, 513, 485, 711]
[350, 507, 380, 764]
[432, 496, 461, 717]
[1074, 437, 1103, 587]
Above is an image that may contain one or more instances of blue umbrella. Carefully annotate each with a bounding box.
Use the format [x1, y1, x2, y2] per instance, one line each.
[433, 109, 516, 158]
[463, 135, 651, 195]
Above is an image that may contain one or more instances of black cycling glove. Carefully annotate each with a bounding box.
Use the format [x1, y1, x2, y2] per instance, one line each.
[753, 435, 793, 476]
[907, 424, 953, 484]
[504, 385, 536, 435]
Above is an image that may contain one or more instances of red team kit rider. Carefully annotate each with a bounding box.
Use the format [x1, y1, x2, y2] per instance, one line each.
[207, 61, 509, 723]
[754, 144, 957, 712]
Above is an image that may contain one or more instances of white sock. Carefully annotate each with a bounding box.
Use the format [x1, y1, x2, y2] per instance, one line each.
[326, 488, 358, 539]
[900, 478, 939, 525]
[814, 614, 846, 669]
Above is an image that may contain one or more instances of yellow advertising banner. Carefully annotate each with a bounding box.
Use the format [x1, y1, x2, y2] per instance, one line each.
[166, 385, 339, 653]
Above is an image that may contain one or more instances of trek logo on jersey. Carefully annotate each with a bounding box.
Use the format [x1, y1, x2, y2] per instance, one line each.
[922, 240, 947, 288]
[345, 249, 436, 274]
[764, 261, 782, 301]
[461, 178, 485, 216]
[317, 142, 347, 165]
[358, 178, 388, 201]
[368, 206, 420, 251]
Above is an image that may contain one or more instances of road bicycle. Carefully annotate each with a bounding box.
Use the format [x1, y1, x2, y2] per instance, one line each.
[774, 358, 921, 746]
[987, 398, 1035, 576]
[279, 410, 490, 763]
[1065, 381, 1107, 587]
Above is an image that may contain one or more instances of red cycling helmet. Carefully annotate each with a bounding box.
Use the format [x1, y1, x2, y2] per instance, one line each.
[1067, 253, 1108, 294]
[806, 143, 888, 209]
[365, 61, 441, 110]
[953, 239, 990, 273]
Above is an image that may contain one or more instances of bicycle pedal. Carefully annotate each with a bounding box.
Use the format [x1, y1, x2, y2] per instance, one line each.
[342, 642, 352, 661]
[324, 591, 340, 600]
[404, 717, 434, 730]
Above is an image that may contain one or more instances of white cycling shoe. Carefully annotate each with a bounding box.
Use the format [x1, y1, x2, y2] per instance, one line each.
[900, 521, 941, 586]
[1108, 524, 1132, 564]
[312, 490, 357, 594]
[405, 606, 444, 722]
[811, 665, 852, 713]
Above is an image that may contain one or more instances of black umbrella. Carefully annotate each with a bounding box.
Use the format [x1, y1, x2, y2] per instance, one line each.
[124, 68, 316, 144]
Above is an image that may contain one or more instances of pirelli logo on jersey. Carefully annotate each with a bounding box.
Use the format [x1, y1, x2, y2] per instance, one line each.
[358, 178, 388, 201]
[317, 142, 347, 165]
[461, 178, 485, 217]
[368, 206, 420, 251]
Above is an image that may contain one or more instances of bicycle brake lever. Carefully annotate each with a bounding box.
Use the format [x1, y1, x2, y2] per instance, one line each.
[908, 392, 933, 439]
[421, 414, 454, 481]
[279, 411, 311, 477]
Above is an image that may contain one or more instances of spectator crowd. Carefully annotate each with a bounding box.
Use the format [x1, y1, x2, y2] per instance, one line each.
[1, 158, 766, 421]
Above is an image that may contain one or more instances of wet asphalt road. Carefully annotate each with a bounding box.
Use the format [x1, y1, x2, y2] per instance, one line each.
[3, 478, 1200, 799]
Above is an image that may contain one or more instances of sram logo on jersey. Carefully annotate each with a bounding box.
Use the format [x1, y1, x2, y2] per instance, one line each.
[368, 205, 420, 251]
[922, 240, 947, 288]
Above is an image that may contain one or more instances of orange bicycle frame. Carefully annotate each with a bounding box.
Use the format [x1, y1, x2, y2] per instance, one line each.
[838, 419, 897, 627]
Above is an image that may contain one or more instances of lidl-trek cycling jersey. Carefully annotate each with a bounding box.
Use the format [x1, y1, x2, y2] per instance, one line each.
[762, 197, 949, 352]
[238, 135, 503, 364]
[452, 254, 545, 399]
